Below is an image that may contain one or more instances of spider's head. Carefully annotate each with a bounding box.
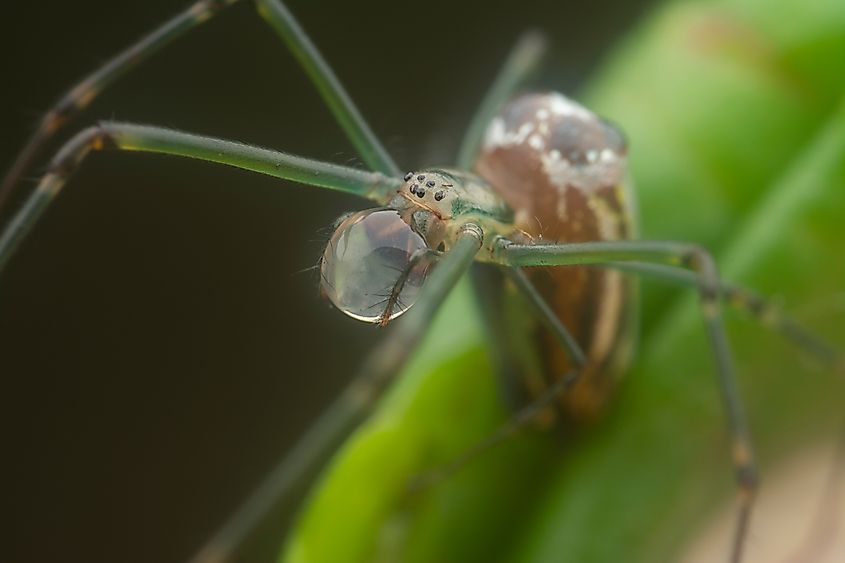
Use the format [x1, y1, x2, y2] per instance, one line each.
[398, 170, 457, 219]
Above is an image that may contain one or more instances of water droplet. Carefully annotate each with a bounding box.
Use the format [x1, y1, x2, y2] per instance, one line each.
[320, 208, 433, 323]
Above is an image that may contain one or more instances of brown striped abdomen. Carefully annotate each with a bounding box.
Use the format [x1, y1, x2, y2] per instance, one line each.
[476, 92, 637, 421]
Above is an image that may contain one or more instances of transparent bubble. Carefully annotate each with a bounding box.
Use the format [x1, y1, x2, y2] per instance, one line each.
[320, 208, 433, 323]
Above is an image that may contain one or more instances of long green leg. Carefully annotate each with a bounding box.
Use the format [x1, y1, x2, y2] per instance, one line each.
[0, 122, 401, 272]
[0, 0, 244, 209]
[494, 238, 757, 563]
[188, 225, 483, 563]
[609, 261, 845, 377]
[456, 31, 547, 170]
[2, 0, 398, 210]
[255, 0, 399, 176]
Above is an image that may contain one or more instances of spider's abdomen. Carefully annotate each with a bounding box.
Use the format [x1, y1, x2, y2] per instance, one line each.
[475, 92, 637, 421]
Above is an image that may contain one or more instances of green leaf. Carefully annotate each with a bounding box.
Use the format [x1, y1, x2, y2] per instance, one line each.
[282, 0, 845, 561]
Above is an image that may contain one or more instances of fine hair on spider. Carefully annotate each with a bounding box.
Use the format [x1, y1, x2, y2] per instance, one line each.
[2, 2, 843, 563]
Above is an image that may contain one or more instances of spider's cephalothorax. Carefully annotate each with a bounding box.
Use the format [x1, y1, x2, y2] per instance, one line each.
[320, 168, 515, 325]
[394, 168, 513, 225]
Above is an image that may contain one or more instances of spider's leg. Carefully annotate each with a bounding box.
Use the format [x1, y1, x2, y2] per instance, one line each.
[188, 226, 483, 563]
[505, 267, 586, 366]
[0, 122, 401, 272]
[255, 0, 399, 176]
[2, 0, 399, 209]
[495, 238, 758, 563]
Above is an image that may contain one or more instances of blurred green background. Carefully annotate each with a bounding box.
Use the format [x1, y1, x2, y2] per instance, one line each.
[0, 1, 654, 562]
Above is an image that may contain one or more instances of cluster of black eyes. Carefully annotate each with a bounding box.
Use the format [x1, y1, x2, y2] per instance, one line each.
[404, 172, 446, 201]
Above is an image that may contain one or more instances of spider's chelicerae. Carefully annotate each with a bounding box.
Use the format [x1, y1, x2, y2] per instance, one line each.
[2, 1, 844, 563]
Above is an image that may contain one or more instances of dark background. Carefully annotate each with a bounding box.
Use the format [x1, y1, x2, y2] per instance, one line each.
[0, 1, 650, 562]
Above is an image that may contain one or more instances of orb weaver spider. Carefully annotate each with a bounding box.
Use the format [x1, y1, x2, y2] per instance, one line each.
[1, 1, 844, 563]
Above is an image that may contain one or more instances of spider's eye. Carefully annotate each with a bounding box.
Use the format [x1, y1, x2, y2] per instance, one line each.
[320, 208, 433, 323]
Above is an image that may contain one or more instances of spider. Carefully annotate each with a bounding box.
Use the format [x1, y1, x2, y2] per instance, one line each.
[1, 1, 844, 563]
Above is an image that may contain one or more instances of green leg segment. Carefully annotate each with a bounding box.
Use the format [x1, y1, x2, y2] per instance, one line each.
[2, 0, 398, 209]
[0, 122, 401, 273]
[506, 267, 586, 367]
[255, 0, 400, 176]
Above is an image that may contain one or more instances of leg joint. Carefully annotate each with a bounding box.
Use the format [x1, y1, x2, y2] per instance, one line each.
[732, 439, 760, 491]
[42, 95, 79, 134]
[681, 245, 721, 302]
[735, 463, 759, 492]
[47, 123, 117, 178]
[681, 244, 714, 275]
